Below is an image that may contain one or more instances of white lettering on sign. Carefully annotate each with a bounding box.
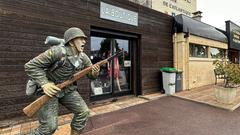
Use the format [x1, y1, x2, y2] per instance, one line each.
[100, 2, 138, 26]
[233, 30, 240, 44]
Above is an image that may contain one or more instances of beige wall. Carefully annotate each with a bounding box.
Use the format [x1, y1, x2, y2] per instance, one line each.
[152, 0, 196, 16]
[128, 0, 152, 8]
[173, 33, 228, 90]
[189, 58, 216, 88]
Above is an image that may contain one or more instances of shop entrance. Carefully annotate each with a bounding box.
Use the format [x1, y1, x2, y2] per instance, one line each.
[90, 29, 138, 100]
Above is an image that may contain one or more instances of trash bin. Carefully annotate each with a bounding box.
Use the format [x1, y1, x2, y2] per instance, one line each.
[160, 67, 177, 95]
[175, 71, 183, 92]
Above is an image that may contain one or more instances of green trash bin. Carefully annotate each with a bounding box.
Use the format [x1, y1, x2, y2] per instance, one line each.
[175, 70, 183, 92]
[160, 67, 177, 95]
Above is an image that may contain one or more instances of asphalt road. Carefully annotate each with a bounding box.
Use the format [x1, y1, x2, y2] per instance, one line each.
[82, 97, 240, 135]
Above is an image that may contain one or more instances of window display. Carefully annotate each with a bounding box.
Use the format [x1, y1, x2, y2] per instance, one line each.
[90, 36, 131, 97]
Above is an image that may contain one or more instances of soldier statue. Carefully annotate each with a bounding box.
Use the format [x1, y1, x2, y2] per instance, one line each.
[25, 27, 100, 135]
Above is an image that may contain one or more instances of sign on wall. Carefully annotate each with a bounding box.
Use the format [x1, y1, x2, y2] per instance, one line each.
[162, 0, 191, 16]
[152, 0, 196, 17]
[226, 21, 240, 50]
[100, 2, 138, 26]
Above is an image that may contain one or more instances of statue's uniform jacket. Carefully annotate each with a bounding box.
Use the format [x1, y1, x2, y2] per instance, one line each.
[24, 45, 93, 134]
[25, 45, 93, 97]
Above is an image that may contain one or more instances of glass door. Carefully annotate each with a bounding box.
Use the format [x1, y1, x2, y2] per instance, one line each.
[90, 36, 131, 99]
[111, 39, 131, 94]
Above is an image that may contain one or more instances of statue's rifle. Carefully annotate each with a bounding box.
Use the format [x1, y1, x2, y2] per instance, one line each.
[23, 51, 123, 117]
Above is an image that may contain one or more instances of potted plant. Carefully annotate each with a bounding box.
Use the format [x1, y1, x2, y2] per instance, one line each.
[213, 60, 240, 104]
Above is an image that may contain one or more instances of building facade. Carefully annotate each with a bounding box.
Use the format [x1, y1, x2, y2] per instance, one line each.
[226, 21, 240, 64]
[128, 0, 152, 8]
[0, 0, 173, 120]
[152, 0, 197, 16]
[173, 15, 228, 90]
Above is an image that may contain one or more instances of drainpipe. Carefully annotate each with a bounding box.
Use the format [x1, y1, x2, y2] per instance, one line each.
[185, 31, 190, 90]
[173, 32, 177, 69]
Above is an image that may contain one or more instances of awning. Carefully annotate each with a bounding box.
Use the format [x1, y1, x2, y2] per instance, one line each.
[174, 14, 228, 43]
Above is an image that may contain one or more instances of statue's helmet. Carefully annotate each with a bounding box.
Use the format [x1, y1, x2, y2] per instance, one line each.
[64, 27, 87, 44]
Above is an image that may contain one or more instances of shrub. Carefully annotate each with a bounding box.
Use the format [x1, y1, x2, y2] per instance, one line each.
[213, 60, 240, 88]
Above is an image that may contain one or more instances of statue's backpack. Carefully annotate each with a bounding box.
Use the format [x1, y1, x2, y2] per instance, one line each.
[26, 36, 66, 96]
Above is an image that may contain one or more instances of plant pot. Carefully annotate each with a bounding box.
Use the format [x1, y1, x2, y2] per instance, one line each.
[214, 85, 237, 104]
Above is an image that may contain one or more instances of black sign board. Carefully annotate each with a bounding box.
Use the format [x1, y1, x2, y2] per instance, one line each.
[226, 21, 240, 50]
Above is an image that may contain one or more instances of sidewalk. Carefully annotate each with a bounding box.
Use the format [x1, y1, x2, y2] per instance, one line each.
[52, 96, 240, 135]
[3, 85, 240, 135]
[0, 92, 165, 135]
[174, 85, 240, 111]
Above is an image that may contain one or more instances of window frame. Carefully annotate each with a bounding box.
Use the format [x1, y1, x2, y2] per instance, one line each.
[210, 47, 225, 59]
[189, 43, 208, 58]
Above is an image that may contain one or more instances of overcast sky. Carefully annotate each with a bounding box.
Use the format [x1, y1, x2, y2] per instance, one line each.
[197, 0, 240, 29]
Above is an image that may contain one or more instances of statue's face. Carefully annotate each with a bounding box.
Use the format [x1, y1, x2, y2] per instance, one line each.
[70, 37, 86, 53]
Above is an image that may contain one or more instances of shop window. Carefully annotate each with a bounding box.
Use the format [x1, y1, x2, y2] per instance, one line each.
[210, 47, 225, 59]
[90, 36, 131, 97]
[189, 44, 208, 58]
